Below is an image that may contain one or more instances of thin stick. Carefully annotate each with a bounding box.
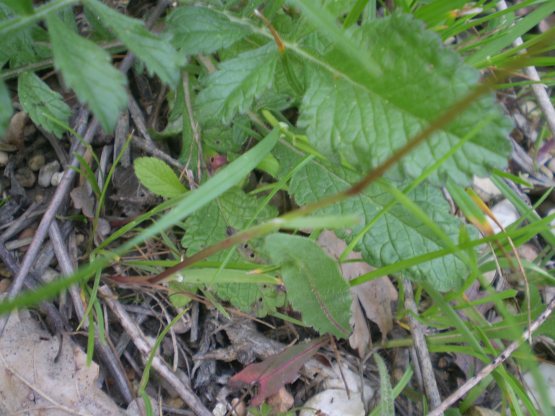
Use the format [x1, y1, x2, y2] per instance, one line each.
[99, 285, 212, 416]
[403, 279, 442, 410]
[428, 295, 555, 416]
[49, 220, 134, 404]
[497, 1, 555, 140]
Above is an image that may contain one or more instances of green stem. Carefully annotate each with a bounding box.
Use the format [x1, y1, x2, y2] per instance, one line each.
[0, 0, 79, 37]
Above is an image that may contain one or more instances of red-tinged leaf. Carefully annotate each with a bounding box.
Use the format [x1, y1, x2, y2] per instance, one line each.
[229, 336, 328, 405]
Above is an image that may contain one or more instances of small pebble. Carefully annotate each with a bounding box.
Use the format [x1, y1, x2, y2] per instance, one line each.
[50, 171, 64, 187]
[0, 151, 8, 167]
[5, 112, 26, 148]
[488, 199, 519, 234]
[472, 176, 501, 203]
[28, 154, 45, 171]
[14, 167, 36, 188]
[38, 160, 60, 187]
[42, 268, 59, 283]
[23, 124, 36, 137]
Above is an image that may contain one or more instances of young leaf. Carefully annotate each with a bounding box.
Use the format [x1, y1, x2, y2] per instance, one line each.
[374, 353, 395, 416]
[275, 143, 468, 291]
[0, 79, 11, 137]
[229, 337, 328, 405]
[83, 0, 182, 87]
[296, 13, 512, 186]
[18, 71, 71, 138]
[134, 157, 187, 198]
[196, 43, 280, 124]
[166, 6, 250, 55]
[265, 233, 352, 338]
[46, 13, 127, 132]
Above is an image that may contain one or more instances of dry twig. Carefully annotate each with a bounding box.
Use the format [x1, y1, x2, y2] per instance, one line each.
[99, 285, 212, 416]
[429, 295, 555, 416]
[403, 279, 442, 411]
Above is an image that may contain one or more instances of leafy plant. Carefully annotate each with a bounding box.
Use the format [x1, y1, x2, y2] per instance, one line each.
[1, 1, 554, 412]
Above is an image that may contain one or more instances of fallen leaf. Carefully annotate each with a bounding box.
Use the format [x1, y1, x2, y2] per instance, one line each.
[0, 311, 126, 415]
[317, 230, 398, 355]
[229, 336, 328, 406]
[70, 184, 95, 218]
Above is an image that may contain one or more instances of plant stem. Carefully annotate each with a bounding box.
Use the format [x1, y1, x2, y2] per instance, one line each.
[0, 0, 79, 37]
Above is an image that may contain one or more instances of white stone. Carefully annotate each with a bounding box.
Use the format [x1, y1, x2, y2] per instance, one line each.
[50, 171, 64, 187]
[488, 199, 520, 234]
[523, 362, 555, 407]
[472, 176, 501, 203]
[38, 160, 60, 187]
[300, 389, 365, 416]
[0, 151, 8, 167]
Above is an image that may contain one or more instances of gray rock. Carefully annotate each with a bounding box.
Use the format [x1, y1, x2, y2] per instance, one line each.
[50, 171, 64, 187]
[0, 151, 8, 167]
[28, 154, 46, 171]
[38, 160, 60, 187]
[14, 167, 36, 188]
[488, 199, 519, 234]
[472, 176, 501, 203]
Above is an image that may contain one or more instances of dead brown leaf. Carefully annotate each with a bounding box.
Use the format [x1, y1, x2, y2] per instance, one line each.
[0, 311, 126, 415]
[317, 231, 397, 356]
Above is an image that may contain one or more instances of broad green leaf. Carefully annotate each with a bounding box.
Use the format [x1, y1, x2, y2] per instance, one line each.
[215, 279, 286, 317]
[46, 13, 127, 131]
[166, 6, 250, 55]
[18, 71, 71, 138]
[196, 43, 280, 124]
[0, 79, 11, 137]
[182, 187, 277, 261]
[265, 233, 352, 338]
[181, 187, 279, 316]
[275, 143, 468, 291]
[297, 13, 512, 186]
[134, 157, 187, 198]
[83, 0, 183, 87]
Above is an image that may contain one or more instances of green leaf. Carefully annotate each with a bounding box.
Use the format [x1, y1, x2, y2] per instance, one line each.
[169, 268, 285, 317]
[196, 43, 280, 124]
[215, 279, 286, 318]
[0, 4, 48, 67]
[374, 353, 395, 416]
[83, 0, 183, 87]
[0, 79, 11, 137]
[166, 6, 250, 55]
[134, 157, 187, 198]
[18, 71, 71, 138]
[46, 13, 127, 132]
[295, 12, 512, 185]
[181, 188, 279, 316]
[265, 233, 352, 338]
[182, 187, 277, 261]
[1, 0, 34, 16]
[275, 143, 468, 290]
